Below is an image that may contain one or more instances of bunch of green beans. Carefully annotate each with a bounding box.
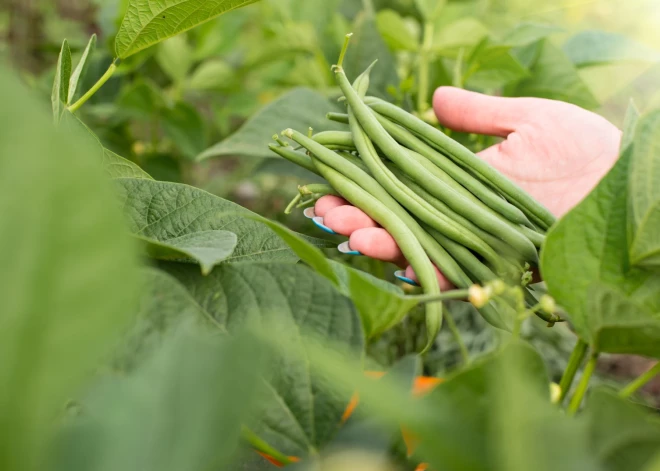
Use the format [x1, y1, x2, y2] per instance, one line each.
[269, 34, 561, 351]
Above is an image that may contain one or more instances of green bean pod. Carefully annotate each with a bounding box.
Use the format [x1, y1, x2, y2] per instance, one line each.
[268, 143, 320, 175]
[387, 165, 519, 262]
[312, 131, 356, 148]
[283, 128, 472, 289]
[311, 158, 443, 352]
[373, 113, 533, 227]
[363, 96, 556, 230]
[336, 69, 539, 263]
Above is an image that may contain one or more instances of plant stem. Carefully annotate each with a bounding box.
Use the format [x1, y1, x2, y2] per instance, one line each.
[619, 361, 660, 399]
[567, 351, 599, 416]
[67, 60, 117, 113]
[417, 21, 435, 114]
[362, 0, 375, 16]
[414, 289, 470, 304]
[336, 33, 353, 69]
[558, 339, 588, 404]
[445, 310, 470, 365]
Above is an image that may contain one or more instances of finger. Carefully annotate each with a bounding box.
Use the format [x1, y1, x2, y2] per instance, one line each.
[404, 265, 454, 291]
[323, 205, 379, 236]
[433, 86, 537, 137]
[314, 195, 349, 217]
[348, 228, 407, 266]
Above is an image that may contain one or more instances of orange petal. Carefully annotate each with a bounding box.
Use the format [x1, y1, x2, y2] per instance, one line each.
[413, 377, 443, 396]
[415, 464, 429, 471]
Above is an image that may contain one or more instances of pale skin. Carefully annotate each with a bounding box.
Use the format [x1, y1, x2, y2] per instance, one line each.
[313, 86, 623, 288]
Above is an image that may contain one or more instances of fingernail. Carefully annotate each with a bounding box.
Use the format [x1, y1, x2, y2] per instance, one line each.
[338, 241, 361, 256]
[303, 208, 316, 219]
[394, 270, 419, 287]
[312, 217, 336, 235]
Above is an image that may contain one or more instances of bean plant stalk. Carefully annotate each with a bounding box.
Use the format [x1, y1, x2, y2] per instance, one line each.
[568, 351, 599, 416]
[558, 339, 588, 404]
[68, 60, 118, 113]
[417, 21, 435, 114]
[619, 361, 660, 399]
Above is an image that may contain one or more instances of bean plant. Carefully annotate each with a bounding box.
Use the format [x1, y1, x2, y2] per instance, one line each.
[3, 1, 660, 471]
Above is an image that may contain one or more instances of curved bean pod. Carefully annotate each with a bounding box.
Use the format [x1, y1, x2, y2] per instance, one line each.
[373, 113, 532, 227]
[311, 158, 442, 352]
[336, 69, 539, 263]
[363, 96, 556, 230]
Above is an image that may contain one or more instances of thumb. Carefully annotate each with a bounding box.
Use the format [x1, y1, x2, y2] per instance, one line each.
[433, 86, 537, 138]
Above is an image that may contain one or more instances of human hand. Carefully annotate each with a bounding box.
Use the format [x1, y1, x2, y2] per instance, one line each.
[311, 86, 622, 286]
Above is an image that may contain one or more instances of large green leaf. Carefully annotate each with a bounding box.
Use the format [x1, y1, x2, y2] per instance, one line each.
[499, 22, 563, 48]
[67, 34, 97, 105]
[564, 30, 660, 68]
[60, 110, 152, 180]
[628, 111, 660, 268]
[54, 325, 263, 471]
[52, 39, 72, 121]
[415, 342, 552, 469]
[513, 40, 599, 109]
[583, 389, 660, 471]
[162, 101, 207, 160]
[136, 230, 237, 275]
[111, 268, 221, 372]
[155, 35, 194, 83]
[243, 217, 422, 339]
[0, 65, 140, 471]
[344, 13, 400, 100]
[163, 262, 364, 458]
[329, 261, 419, 338]
[414, 0, 446, 22]
[466, 41, 529, 90]
[115, 178, 331, 263]
[114, 0, 260, 58]
[541, 141, 660, 356]
[198, 88, 345, 161]
[376, 9, 419, 52]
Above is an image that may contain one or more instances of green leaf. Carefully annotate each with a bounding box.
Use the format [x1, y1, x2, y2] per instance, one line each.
[110, 268, 221, 372]
[466, 41, 529, 90]
[0, 65, 140, 471]
[103, 148, 153, 179]
[187, 59, 233, 91]
[57, 325, 263, 471]
[52, 39, 72, 121]
[376, 9, 419, 51]
[328, 261, 419, 338]
[163, 262, 365, 458]
[513, 40, 599, 109]
[432, 18, 489, 56]
[621, 99, 640, 153]
[115, 178, 332, 263]
[115, 0, 260, 58]
[583, 389, 660, 471]
[499, 22, 563, 48]
[60, 110, 152, 180]
[155, 35, 194, 83]
[344, 13, 400, 100]
[136, 230, 237, 275]
[564, 30, 660, 68]
[542, 142, 660, 356]
[628, 111, 660, 268]
[67, 34, 97, 104]
[198, 88, 345, 161]
[239, 217, 421, 339]
[162, 101, 207, 160]
[417, 342, 551, 469]
[414, 0, 446, 22]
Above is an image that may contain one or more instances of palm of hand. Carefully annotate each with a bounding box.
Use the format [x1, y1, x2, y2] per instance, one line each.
[476, 98, 621, 217]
